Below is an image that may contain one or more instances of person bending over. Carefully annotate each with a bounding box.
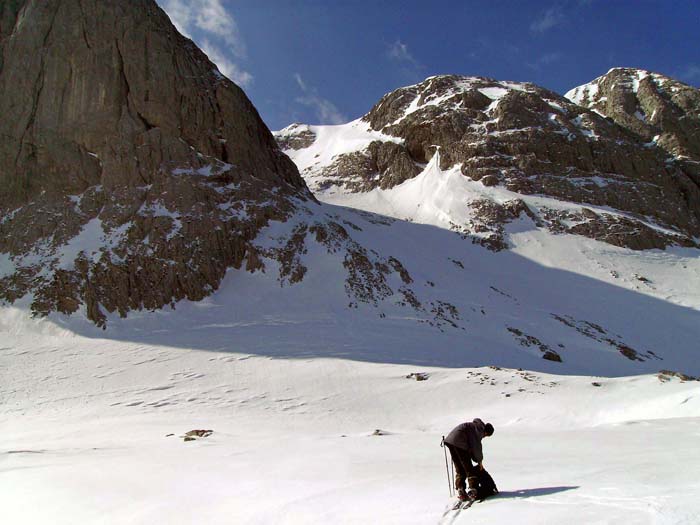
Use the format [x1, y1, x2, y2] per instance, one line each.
[444, 418, 494, 501]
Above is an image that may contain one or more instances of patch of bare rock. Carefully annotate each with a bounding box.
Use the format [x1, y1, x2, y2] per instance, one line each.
[280, 73, 700, 251]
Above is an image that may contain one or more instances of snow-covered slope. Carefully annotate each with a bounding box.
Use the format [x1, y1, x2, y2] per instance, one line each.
[2, 321, 699, 524]
[6, 192, 698, 523]
[3, 188, 699, 376]
[278, 74, 700, 252]
[275, 119, 402, 185]
[277, 128, 700, 344]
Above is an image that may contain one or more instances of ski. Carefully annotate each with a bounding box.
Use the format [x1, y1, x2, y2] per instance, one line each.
[451, 498, 475, 511]
[439, 499, 475, 525]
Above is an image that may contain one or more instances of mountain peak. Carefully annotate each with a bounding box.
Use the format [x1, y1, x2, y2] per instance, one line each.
[279, 70, 700, 252]
[0, 0, 307, 325]
[364, 74, 540, 133]
[566, 67, 700, 162]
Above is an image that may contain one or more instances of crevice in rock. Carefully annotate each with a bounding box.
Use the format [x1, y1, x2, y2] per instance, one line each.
[13, 2, 61, 180]
[77, 0, 91, 49]
[136, 111, 156, 131]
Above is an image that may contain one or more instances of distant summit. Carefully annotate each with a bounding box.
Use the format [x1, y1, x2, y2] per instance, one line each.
[566, 67, 700, 169]
[277, 73, 700, 251]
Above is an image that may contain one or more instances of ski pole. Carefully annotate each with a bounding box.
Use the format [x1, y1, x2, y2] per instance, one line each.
[441, 436, 452, 497]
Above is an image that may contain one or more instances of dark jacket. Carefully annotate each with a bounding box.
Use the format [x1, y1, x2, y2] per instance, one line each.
[444, 418, 487, 463]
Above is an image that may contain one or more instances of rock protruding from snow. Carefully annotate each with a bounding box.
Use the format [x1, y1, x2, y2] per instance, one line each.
[0, 0, 309, 326]
[566, 67, 700, 166]
[280, 74, 700, 251]
[275, 124, 318, 151]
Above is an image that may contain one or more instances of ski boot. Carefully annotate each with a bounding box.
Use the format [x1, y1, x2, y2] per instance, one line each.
[457, 488, 468, 501]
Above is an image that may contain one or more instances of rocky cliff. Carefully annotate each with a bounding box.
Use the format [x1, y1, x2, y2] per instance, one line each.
[1, 8, 697, 372]
[278, 73, 700, 251]
[566, 68, 700, 170]
[0, 0, 308, 326]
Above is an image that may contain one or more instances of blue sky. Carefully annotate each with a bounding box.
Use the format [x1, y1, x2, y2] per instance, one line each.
[158, 0, 700, 131]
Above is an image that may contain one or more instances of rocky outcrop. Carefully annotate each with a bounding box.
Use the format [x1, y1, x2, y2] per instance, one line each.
[367, 141, 421, 189]
[369, 76, 700, 247]
[0, 0, 309, 325]
[551, 314, 660, 363]
[315, 150, 377, 192]
[309, 141, 420, 193]
[566, 68, 700, 166]
[280, 74, 700, 251]
[275, 123, 317, 151]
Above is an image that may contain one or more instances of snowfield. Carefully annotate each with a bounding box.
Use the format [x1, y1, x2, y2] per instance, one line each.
[3, 126, 700, 524]
[3, 199, 700, 523]
[2, 320, 699, 524]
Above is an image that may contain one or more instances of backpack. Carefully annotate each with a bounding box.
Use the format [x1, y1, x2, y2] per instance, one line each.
[476, 469, 499, 501]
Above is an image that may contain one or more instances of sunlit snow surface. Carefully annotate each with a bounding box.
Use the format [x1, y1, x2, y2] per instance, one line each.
[2, 325, 699, 524]
[3, 107, 700, 523]
[2, 194, 700, 523]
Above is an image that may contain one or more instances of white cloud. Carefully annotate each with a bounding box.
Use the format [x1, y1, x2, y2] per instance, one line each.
[194, 0, 246, 58]
[294, 74, 346, 125]
[201, 40, 253, 88]
[387, 40, 418, 66]
[530, 6, 565, 33]
[294, 73, 308, 92]
[160, 0, 192, 36]
[159, 0, 252, 85]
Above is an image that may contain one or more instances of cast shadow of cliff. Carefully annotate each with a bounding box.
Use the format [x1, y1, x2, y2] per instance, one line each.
[31, 205, 700, 377]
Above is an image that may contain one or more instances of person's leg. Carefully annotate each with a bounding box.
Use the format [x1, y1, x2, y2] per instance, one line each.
[465, 461, 479, 498]
[446, 444, 467, 493]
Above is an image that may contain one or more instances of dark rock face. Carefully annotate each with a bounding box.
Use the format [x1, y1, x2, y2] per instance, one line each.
[315, 150, 377, 192]
[369, 75, 700, 248]
[308, 142, 421, 193]
[0, 0, 309, 325]
[367, 141, 421, 189]
[275, 123, 317, 151]
[566, 68, 700, 164]
[281, 74, 700, 250]
[0, 0, 303, 203]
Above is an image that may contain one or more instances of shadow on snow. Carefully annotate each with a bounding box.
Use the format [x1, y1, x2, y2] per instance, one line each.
[494, 486, 579, 499]
[8, 203, 700, 377]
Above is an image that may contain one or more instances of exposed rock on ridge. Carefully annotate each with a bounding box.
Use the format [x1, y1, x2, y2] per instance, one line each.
[275, 123, 317, 152]
[0, 0, 308, 325]
[279, 74, 700, 250]
[0, 0, 456, 331]
[566, 68, 700, 168]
